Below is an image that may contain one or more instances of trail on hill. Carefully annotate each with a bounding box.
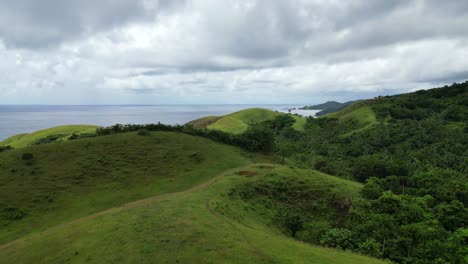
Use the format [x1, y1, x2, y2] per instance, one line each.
[0, 163, 274, 251]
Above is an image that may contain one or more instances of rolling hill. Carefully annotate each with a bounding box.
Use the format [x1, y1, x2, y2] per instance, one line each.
[0, 125, 99, 148]
[188, 108, 306, 134]
[0, 130, 385, 263]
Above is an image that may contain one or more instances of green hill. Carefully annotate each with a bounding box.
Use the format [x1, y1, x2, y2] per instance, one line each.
[188, 108, 306, 134]
[301, 100, 360, 116]
[0, 131, 258, 245]
[0, 129, 386, 263]
[323, 100, 378, 136]
[0, 125, 99, 148]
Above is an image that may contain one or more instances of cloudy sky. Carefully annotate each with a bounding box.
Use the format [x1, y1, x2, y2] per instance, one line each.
[1, 0, 467, 104]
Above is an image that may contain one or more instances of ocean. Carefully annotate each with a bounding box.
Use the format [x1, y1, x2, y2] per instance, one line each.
[0, 105, 319, 141]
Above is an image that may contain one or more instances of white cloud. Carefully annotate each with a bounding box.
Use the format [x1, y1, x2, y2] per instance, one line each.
[0, 0, 467, 104]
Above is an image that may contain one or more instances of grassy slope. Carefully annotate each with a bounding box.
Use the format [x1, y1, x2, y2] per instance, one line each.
[326, 101, 376, 125]
[207, 108, 281, 134]
[0, 125, 99, 148]
[0, 131, 259, 244]
[189, 108, 306, 134]
[324, 101, 378, 137]
[0, 164, 385, 264]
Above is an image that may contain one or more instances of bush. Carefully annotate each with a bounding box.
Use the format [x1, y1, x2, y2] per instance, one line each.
[22, 153, 34, 160]
[32, 134, 65, 145]
[68, 133, 79, 140]
[320, 228, 354, 250]
[357, 239, 380, 257]
[276, 208, 304, 237]
[1, 207, 26, 221]
[137, 129, 150, 136]
[0, 146, 13, 152]
[297, 221, 332, 244]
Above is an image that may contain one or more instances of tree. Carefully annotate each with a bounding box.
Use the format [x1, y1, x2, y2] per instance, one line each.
[361, 178, 384, 199]
[238, 125, 275, 153]
[268, 114, 295, 131]
[275, 135, 294, 164]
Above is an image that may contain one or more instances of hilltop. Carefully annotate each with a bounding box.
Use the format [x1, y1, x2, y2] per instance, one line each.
[0, 125, 99, 148]
[188, 108, 306, 134]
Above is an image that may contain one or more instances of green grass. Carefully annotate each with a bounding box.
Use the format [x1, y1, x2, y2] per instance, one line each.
[0, 131, 263, 244]
[0, 125, 99, 148]
[207, 108, 281, 134]
[189, 108, 307, 134]
[0, 163, 385, 263]
[326, 101, 376, 126]
[324, 101, 378, 138]
[292, 115, 306, 131]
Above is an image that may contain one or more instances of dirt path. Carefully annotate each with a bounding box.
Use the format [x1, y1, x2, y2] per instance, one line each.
[0, 163, 273, 251]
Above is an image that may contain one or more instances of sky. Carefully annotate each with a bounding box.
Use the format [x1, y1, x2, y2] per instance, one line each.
[0, 0, 467, 105]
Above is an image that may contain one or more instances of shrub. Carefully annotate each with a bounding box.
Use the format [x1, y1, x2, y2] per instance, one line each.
[1, 207, 26, 221]
[137, 129, 150, 136]
[32, 134, 65, 145]
[320, 228, 354, 250]
[22, 153, 34, 160]
[297, 221, 332, 244]
[68, 133, 79, 140]
[357, 239, 380, 257]
[276, 208, 304, 237]
[0, 146, 13, 152]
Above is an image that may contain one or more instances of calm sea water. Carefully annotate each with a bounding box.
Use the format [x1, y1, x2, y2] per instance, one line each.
[0, 105, 319, 141]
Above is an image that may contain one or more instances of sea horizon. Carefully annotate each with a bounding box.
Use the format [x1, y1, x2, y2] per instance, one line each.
[0, 104, 319, 141]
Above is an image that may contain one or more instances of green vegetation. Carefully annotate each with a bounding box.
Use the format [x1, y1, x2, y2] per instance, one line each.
[1, 81, 466, 263]
[0, 131, 259, 244]
[0, 163, 385, 264]
[326, 102, 376, 126]
[237, 82, 467, 263]
[188, 108, 306, 134]
[0, 125, 99, 148]
[229, 166, 362, 242]
[207, 108, 280, 134]
[301, 100, 360, 116]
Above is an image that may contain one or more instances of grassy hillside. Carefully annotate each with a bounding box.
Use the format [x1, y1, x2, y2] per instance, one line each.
[0, 131, 259, 244]
[188, 108, 306, 134]
[326, 101, 376, 126]
[0, 125, 99, 148]
[0, 163, 385, 264]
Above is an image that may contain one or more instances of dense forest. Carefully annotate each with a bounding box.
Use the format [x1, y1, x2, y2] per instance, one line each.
[263, 82, 467, 263]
